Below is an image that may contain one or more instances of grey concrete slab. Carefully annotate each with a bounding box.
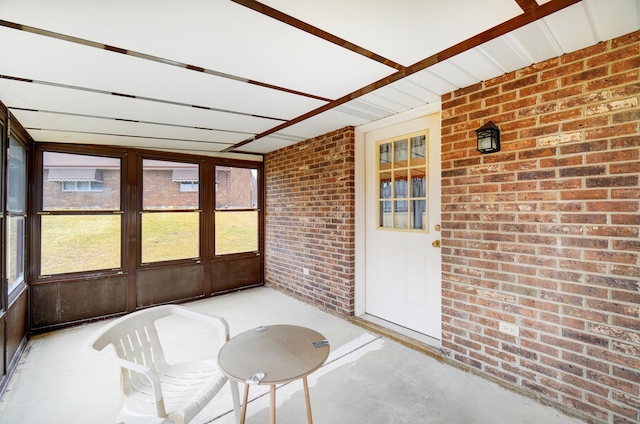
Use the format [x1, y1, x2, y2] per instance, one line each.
[0, 287, 585, 424]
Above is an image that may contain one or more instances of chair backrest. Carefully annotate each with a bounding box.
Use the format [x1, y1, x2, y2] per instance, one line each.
[90, 307, 168, 366]
[85, 307, 174, 416]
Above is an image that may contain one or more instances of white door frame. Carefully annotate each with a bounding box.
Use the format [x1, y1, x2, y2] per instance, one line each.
[354, 102, 442, 317]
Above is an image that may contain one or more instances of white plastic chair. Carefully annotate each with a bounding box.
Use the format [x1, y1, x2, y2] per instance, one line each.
[83, 305, 241, 424]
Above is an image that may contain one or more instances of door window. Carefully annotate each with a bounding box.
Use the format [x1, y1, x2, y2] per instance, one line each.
[377, 133, 427, 231]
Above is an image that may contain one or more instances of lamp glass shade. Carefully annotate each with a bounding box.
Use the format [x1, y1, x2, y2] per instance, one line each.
[476, 121, 500, 153]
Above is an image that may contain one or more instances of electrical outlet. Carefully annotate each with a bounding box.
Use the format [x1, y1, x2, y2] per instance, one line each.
[499, 322, 520, 337]
[303, 268, 309, 275]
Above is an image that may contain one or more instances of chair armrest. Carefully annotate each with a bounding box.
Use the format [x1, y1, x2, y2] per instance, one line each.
[166, 305, 231, 346]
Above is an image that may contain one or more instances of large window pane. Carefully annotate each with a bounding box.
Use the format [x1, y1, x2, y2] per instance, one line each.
[40, 152, 122, 276]
[41, 215, 121, 275]
[141, 212, 199, 263]
[7, 136, 26, 294]
[7, 136, 26, 214]
[215, 211, 258, 255]
[142, 159, 200, 263]
[43, 152, 120, 210]
[143, 159, 199, 210]
[7, 216, 24, 293]
[215, 166, 257, 209]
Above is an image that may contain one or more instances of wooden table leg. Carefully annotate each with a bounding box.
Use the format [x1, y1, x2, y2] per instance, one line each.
[303, 376, 313, 424]
[240, 384, 249, 424]
[270, 384, 276, 424]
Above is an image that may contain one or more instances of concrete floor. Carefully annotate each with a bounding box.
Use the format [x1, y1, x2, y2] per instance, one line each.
[0, 286, 587, 424]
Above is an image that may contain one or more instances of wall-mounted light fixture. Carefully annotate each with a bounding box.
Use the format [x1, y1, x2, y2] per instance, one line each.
[476, 121, 500, 154]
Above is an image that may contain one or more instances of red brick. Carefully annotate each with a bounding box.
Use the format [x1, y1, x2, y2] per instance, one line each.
[561, 66, 609, 86]
[587, 44, 640, 67]
[520, 80, 559, 97]
[540, 85, 584, 103]
[540, 108, 582, 124]
[587, 149, 639, 164]
[562, 115, 610, 132]
[587, 71, 640, 91]
[612, 30, 640, 48]
[561, 42, 610, 64]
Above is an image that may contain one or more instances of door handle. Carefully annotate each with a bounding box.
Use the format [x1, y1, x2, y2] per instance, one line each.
[432, 240, 441, 248]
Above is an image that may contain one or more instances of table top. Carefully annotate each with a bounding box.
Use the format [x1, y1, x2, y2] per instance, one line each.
[217, 324, 330, 385]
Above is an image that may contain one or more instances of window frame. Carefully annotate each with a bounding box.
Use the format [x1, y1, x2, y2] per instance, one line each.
[5, 129, 28, 303]
[35, 147, 126, 279]
[139, 155, 203, 266]
[213, 164, 260, 257]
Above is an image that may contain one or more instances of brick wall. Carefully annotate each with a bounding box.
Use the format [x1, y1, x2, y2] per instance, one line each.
[264, 127, 356, 315]
[441, 31, 640, 424]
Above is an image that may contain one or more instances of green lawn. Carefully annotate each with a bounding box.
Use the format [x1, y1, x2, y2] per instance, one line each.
[40, 211, 258, 275]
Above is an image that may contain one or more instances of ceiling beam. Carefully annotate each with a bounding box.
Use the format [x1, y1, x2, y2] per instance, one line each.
[231, 0, 406, 71]
[515, 0, 540, 12]
[226, 0, 583, 152]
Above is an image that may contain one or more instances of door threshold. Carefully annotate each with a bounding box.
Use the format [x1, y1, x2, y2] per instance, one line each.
[359, 314, 441, 349]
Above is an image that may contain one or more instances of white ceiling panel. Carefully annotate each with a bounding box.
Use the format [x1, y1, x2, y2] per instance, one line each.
[404, 70, 459, 96]
[505, 20, 564, 64]
[361, 86, 426, 111]
[335, 98, 398, 120]
[233, 135, 302, 155]
[0, 1, 638, 156]
[543, 2, 597, 53]
[235, 108, 371, 153]
[428, 61, 478, 89]
[0, 27, 327, 120]
[355, 92, 412, 115]
[583, 0, 640, 42]
[11, 110, 246, 145]
[448, 48, 507, 82]
[477, 36, 530, 74]
[260, 0, 523, 65]
[544, 3, 597, 53]
[27, 130, 233, 153]
[0, 0, 395, 100]
[0, 78, 276, 135]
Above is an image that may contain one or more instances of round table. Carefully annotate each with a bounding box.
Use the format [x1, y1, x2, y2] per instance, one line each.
[217, 325, 330, 424]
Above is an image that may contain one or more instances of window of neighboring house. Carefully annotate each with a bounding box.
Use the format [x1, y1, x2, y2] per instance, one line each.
[215, 166, 259, 255]
[378, 132, 428, 231]
[7, 134, 26, 295]
[62, 181, 103, 191]
[40, 151, 121, 276]
[141, 159, 200, 263]
[179, 181, 198, 192]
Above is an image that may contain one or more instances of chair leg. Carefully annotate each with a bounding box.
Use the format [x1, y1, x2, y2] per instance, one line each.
[229, 380, 242, 424]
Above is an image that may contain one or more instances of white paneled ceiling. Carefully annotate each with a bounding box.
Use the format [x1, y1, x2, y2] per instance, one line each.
[0, 0, 638, 156]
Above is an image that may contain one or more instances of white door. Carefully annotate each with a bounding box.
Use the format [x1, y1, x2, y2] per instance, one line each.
[364, 111, 441, 339]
